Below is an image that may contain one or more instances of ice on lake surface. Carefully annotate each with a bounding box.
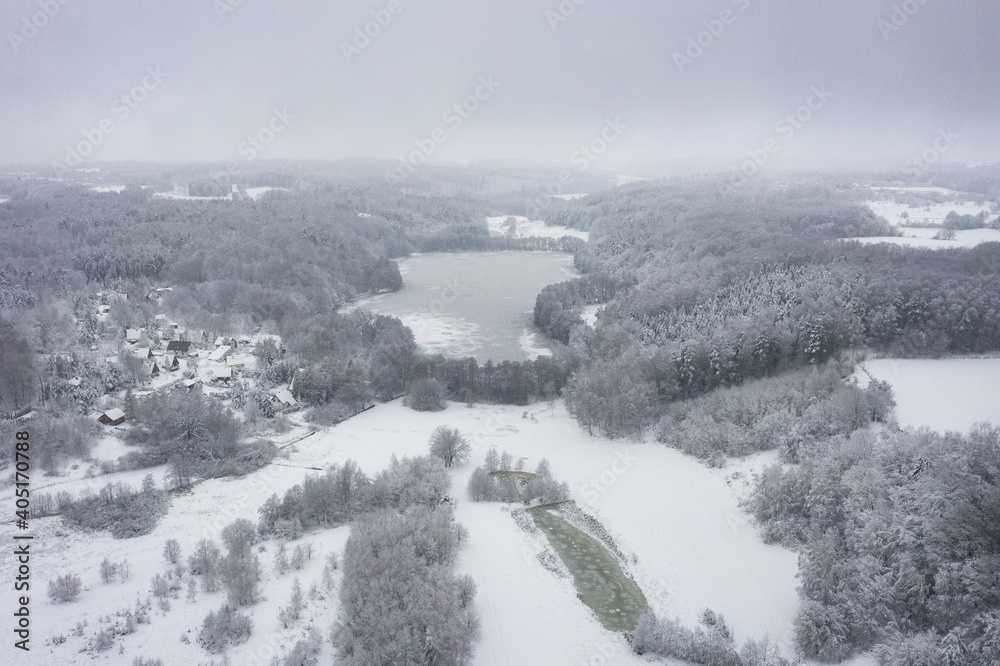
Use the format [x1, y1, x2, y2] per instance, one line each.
[350, 251, 579, 362]
[528, 504, 648, 632]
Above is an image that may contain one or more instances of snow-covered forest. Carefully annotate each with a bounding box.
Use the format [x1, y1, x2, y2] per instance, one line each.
[1, 163, 999, 665]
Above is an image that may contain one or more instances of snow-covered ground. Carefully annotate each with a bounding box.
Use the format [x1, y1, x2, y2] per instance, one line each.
[581, 304, 602, 327]
[152, 188, 230, 201]
[850, 227, 1000, 250]
[91, 185, 127, 193]
[869, 186, 960, 196]
[552, 193, 589, 200]
[1, 400, 802, 665]
[0, 197, 10, 204]
[615, 175, 651, 186]
[242, 186, 286, 200]
[275, 401, 800, 660]
[863, 358, 1000, 432]
[865, 199, 994, 227]
[88, 435, 133, 463]
[486, 215, 589, 241]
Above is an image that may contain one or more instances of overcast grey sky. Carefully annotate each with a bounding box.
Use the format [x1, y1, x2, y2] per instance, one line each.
[2, 0, 998, 172]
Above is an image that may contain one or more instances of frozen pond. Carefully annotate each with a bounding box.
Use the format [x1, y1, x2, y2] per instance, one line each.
[529, 504, 649, 632]
[350, 251, 579, 362]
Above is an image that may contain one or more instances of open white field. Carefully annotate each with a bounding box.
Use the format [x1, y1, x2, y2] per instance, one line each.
[243, 186, 286, 200]
[869, 186, 960, 195]
[581, 304, 602, 327]
[1, 400, 802, 664]
[486, 215, 589, 241]
[865, 199, 994, 227]
[864, 358, 1000, 432]
[284, 401, 800, 661]
[851, 227, 1000, 249]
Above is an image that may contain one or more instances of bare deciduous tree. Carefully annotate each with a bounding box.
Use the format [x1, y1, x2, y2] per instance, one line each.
[429, 426, 471, 468]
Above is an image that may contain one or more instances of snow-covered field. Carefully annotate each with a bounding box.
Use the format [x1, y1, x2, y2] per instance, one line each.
[864, 358, 1000, 432]
[153, 190, 230, 201]
[243, 186, 286, 200]
[91, 185, 127, 193]
[1, 400, 802, 665]
[486, 215, 589, 241]
[869, 186, 960, 195]
[615, 175, 651, 186]
[851, 227, 1000, 250]
[146, 186, 284, 201]
[865, 199, 994, 227]
[581, 304, 602, 327]
[552, 193, 589, 200]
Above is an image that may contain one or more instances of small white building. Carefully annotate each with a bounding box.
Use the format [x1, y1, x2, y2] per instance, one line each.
[126, 329, 142, 344]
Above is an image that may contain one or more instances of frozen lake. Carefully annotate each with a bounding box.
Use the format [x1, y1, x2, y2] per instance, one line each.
[350, 251, 580, 362]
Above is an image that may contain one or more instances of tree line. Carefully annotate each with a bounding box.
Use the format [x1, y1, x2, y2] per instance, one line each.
[550, 178, 1000, 437]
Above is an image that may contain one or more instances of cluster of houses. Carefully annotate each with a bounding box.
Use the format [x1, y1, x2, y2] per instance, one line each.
[97, 329, 297, 427]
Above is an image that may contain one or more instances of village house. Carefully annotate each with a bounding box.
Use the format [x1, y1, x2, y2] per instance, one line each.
[131, 346, 153, 360]
[166, 340, 194, 358]
[98, 408, 126, 426]
[271, 388, 298, 412]
[207, 345, 233, 363]
[126, 328, 142, 344]
[162, 354, 181, 372]
[213, 367, 232, 383]
[181, 378, 202, 392]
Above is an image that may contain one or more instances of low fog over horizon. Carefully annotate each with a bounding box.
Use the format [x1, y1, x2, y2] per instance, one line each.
[2, 0, 999, 173]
